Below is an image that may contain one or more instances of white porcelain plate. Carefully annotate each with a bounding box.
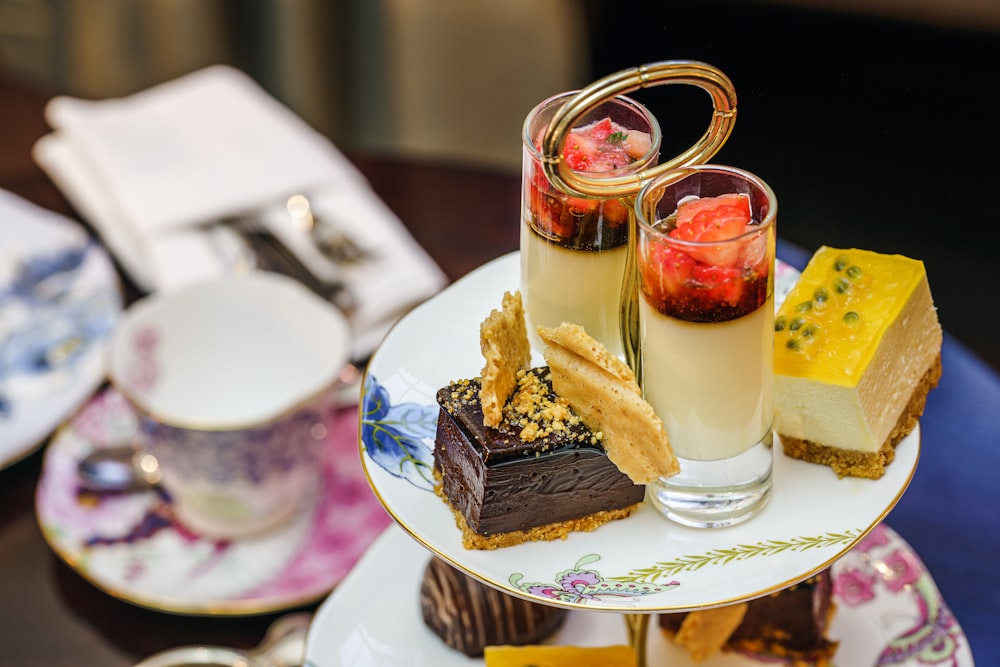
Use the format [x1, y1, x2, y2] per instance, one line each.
[303, 523, 971, 667]
[36, 388, 391, 615]
[359, 252, 919, 612]
[0, 190, 121, 468]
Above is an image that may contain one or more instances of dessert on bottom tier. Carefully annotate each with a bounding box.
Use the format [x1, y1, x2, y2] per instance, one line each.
[434, 369, 645, 550]
[773, 246, 942, 478]
[420, 556, 567, 657]
[484, 644, 637, 666]
[659, 570, 838, 665]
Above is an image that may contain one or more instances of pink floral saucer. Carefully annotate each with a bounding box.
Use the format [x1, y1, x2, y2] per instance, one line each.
[35, 388, 390, 615]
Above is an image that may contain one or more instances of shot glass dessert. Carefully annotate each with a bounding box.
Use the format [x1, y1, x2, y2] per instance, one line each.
[634, 164, 776, 528]
[520, 91, 661, 357]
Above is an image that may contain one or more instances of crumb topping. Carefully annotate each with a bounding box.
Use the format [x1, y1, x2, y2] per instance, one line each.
[507, 368, 587, 443]
[479, 290, 531, 428]
[440, 368, 604, 455]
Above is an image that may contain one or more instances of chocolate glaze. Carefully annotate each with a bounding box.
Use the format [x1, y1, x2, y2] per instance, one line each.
[420, 556, 567, 657]
[434, 369, 644, 536]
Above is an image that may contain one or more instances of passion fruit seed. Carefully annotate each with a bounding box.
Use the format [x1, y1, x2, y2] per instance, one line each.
[780, 253, 868, 356]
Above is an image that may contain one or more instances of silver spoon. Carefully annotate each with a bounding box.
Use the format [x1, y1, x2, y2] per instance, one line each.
[78, 443, 161, 492]
[286, 194, 370, 265]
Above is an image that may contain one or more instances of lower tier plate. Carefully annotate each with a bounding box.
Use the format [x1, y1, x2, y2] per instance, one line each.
[304, 523, 972, 666]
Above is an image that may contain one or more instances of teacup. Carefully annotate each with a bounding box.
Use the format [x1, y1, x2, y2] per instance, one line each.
[108, 271, 352, 538]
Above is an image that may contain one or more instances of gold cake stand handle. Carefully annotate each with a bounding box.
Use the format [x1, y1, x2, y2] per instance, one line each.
[539, 59, 737, 200]
[624, 613, 651, 667]
[539, 60, 738, 373]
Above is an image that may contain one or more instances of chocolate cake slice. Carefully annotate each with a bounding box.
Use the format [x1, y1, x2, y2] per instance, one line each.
[420, 556, 567, 657]
[659, 570, 839, 665]
[434, 368, 645, 550]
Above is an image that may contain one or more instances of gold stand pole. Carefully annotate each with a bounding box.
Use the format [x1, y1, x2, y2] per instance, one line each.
[535, 59, 739, 667]
[623, 613, 650, 667]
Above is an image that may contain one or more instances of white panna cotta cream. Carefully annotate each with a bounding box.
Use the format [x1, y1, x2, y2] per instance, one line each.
[520, 222, 627, 358]
[639, 296, 774, 461]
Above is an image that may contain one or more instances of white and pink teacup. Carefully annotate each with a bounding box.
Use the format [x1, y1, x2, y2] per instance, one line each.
[108, 272, 352, 538]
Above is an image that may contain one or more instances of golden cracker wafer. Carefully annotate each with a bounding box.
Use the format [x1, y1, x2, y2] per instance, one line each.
[539, 323, 679, 484]
[479, 291, 531, 428]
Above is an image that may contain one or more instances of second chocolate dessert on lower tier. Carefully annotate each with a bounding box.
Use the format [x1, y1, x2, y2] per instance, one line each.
[434, 368, 645, 550]
[659, 570, 839, 665]
[420, 556, 567, 657]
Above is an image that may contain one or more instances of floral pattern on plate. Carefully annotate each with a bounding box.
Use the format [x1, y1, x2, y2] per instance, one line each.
[36, 388, 391, 615]
[360, 373, 436, 491]
[0, 190, 121, 468]
[832, 523, 969, 666]
[508, 554, 679, 605]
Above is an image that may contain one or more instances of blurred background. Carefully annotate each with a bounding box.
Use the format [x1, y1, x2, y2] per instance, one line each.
[1, 0, 998, 369]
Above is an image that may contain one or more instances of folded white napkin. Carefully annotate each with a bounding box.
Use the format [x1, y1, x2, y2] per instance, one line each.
[33, 64, 447, 359]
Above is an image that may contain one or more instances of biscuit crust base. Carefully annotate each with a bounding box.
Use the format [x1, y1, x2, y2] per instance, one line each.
[434, 476, 639, 550]
[780, 354, 942, 479]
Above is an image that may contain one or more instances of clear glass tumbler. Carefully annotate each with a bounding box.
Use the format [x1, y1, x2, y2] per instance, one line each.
[634, 164, 777, 528]
[520, 91, 661, 358]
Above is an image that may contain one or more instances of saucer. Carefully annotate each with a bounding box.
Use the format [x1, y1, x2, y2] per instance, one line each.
[0, 189, 121, 469]
[304, 522, 973, 666]
[36, 388, 391, 615]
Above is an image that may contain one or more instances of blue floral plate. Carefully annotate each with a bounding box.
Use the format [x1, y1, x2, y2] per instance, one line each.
[0, 190, 120, 468]
[358, 251, 919, 613]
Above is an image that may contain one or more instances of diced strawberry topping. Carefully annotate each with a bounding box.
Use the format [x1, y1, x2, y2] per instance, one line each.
[565, 194, 598, 215]
[624, 131, 653, 160]
[691, 262, 743, 305]
[529, 182, 575, 238]
[668, 194, 753, 265]
[672, 194, 752, 241]
[643, 244, 695, 297]
[527, 117, 652, 244]
[562, 140, 592, 171]
[676, 193, 747, 226]
[640, 193, 771, 320]
[602, 198, 629, 226]
[590, 117, 615, 140]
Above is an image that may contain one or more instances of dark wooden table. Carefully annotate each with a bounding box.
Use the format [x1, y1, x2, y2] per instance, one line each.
[1, 73, 997, 666]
